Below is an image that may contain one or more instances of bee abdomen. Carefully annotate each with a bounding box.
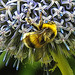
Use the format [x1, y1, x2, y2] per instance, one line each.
[23, 35, 35, 48]
[30, 34, 46, 48]
[40, 35, 46, 44]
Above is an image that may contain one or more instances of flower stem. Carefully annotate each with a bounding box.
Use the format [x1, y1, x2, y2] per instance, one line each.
[50, 46, 74, 75]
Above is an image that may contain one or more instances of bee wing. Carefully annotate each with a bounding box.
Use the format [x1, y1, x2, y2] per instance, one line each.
[33, 46, 46, 61]
[31, 28, 48, 44]
[34, 45, 52, 63]
[28, 46, 45, 62]
[32, 28, 47, 35]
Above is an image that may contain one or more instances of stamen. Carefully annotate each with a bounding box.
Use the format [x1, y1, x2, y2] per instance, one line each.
[20, 34, 23, 41]
[59, 12, 63, 16]
[45, 20, 48, 23]
[46, 67, 49, 75]
[5, 56, 10, 66]
[41, 0, 47, 5]
[16, 60, 20, 70]
[5, 19, 17, 31]
[17, 1, 20, 14]
[39, 9, 42, 12]
[72, 0, 75, 2]
[63, 41, 70, 50]
[0, 50, 3, 55]
[5, 26, 11, 31]
[13, 60, 17, 68]
[3, 51, 8, 62]
[12, 19, 17, 25]
[60, 28, 64, 33]
[73, 31, 75, 35]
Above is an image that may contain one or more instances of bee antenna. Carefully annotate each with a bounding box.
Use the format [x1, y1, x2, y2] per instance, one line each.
[40, 12, 42, 20]
[27, 10, 30, 18]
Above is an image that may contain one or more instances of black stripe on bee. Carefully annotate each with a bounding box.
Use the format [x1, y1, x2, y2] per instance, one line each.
[26, 35, 35, 48]
[49, 33, 55, 39]
[39, 22, 43, 29]
[40, 35, 46, 45]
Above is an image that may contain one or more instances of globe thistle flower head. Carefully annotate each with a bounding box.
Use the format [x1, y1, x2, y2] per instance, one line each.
[0, 0, 75, 75]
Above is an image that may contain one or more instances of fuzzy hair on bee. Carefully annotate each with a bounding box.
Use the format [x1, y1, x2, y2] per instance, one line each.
[22, 11, 57, 49]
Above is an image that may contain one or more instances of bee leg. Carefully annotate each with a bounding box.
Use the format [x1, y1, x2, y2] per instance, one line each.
[49, 62, 58, 72]
[25, 10, 39, 30]
[25, 10, 43, 30]
[25, 10, 31, 24]
[37, 12, 43, 30]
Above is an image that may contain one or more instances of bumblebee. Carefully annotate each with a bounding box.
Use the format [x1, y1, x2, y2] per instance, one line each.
[22, 11, 57, 48]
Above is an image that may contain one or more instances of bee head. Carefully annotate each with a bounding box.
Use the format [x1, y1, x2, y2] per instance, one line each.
[42, 21, 57, 42]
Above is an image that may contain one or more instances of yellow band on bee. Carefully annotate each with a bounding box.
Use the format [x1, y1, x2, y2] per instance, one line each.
[42, 23, 57, 36]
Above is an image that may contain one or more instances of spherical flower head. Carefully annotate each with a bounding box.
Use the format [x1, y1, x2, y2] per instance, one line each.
[0, 0, 75, 75]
